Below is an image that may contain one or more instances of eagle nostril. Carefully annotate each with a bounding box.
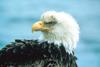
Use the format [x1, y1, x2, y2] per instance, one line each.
[39, 23, 42, 25]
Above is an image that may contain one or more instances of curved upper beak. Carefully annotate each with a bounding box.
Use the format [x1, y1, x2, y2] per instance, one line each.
[32, 21, 49, 32]
[32, 21, 44, 32]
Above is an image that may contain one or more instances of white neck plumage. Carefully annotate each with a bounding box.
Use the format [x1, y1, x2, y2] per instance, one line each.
[41, 27, 79, 54]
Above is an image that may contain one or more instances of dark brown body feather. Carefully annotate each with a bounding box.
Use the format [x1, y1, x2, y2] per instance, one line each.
[0, 39, 77, 67]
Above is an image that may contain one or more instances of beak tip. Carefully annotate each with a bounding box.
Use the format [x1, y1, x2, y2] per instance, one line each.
[32, 27, 35, 32]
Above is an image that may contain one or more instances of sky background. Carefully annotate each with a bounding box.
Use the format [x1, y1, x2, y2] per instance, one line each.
[0, 0, 100, 67]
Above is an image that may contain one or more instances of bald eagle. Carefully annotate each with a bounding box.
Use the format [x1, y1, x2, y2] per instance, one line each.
[0, 11, 79, 67]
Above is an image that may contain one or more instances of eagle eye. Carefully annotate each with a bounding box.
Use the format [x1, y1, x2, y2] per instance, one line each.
[45, 21, 57, 25]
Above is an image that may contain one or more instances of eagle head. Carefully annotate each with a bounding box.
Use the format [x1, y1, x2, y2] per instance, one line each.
[32, 11, 80, 53]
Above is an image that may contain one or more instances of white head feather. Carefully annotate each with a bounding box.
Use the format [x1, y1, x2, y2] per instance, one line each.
[39, 11, 80, 53]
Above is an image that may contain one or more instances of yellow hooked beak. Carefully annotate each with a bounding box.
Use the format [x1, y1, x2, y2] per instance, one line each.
[32, 21, 49, 32]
